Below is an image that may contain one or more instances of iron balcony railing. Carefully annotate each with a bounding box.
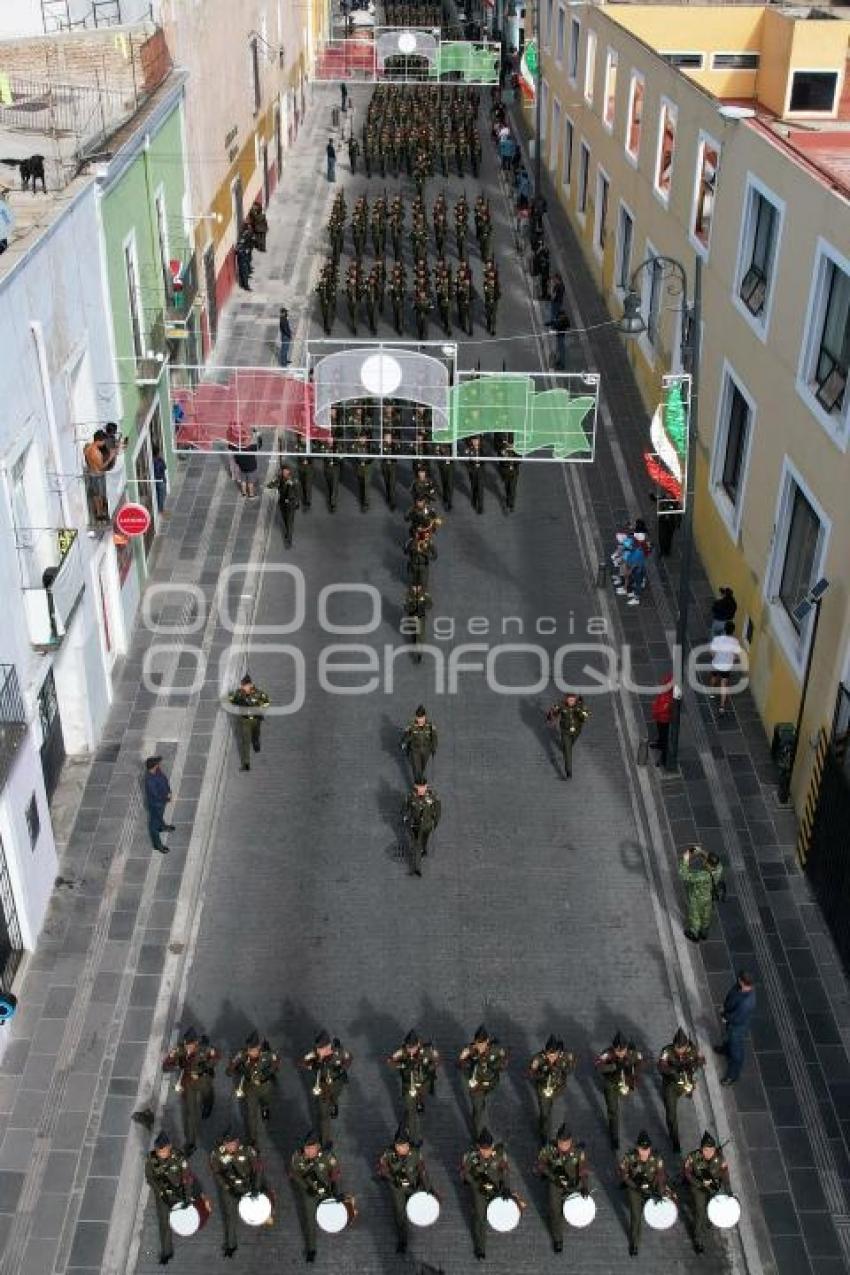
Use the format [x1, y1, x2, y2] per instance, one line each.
[0, 665, 26, 794]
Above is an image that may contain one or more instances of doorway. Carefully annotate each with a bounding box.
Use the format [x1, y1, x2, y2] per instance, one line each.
[38, 669, 65, 803]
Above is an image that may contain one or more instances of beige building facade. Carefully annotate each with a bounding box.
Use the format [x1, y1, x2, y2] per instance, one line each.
[539, 3, 850, 807]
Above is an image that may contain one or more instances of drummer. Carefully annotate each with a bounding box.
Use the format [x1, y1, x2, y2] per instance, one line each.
[684, 1131, 731, 1254]
[460, 1127, 515, 1261]
[376, 1124, 432, 1255]
[210, 1130, 274, 1257]
[289, 1130, 342, 1264]
[143, 1129, 202, 1267]
[535, 1125, 590, 1255]
[618, 1130, 668, 1257]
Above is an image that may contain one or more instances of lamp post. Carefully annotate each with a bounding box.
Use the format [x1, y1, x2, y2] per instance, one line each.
[616, 253, 702, 772]
[531, 0, 542, 198]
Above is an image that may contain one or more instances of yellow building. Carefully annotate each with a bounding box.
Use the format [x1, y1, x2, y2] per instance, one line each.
[540, 3, 850, 808]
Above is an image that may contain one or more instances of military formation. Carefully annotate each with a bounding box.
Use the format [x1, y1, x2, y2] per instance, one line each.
[146, 1019, 734, 1262]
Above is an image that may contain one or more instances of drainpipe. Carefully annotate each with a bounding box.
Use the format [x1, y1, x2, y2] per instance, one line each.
[30, 321, 72, 528]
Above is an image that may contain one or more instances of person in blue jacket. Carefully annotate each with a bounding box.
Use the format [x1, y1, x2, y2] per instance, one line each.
[144, 756, 175, 855]
[714, 971, 756, 1085]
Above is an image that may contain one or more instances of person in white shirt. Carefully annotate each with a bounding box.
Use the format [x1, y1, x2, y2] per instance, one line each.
[710, 621, 741, 714]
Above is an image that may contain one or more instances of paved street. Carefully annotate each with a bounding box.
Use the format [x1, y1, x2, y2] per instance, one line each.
[1, 78, 849, 1275]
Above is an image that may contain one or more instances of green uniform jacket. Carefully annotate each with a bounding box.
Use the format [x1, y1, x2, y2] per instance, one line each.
[619, 1149, 667, 1195]
[678, 857, 722, 909]
[377, 1145, 430, 1191]
[529, 1048, 576, 1097]
[145, 1149, 193, 1207]
[461, 1144, 511, 1195]
[210, 1142, 263, 1196]
[459, 1041, 507, 1092]
[403, 791, 441, 832]
[227, 1045, 281, 1089]
[302, 1044, 352, 1094]
[290, 1148, 340, 1196]
[683, 1148, 730, 1194]
[536, 1142, 589, 1192]
[388, 1043, 439, 1094]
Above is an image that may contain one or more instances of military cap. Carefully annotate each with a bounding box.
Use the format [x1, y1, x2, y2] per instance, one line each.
[404, 1029, 421, 1047]
[154, 1130, 171, 1149]
[394, 1125, 411, 1145]
[474, 1024, 489, 1042]
[555, 1124, 572, 1142]
[700, 1131, 717, 1149]
[672, 1027, 689, 1047]
[182, 1027, 198, 1044]
[636, 1131, 652, 1149]
[415, 705, 427, 717]
[220, 1128, 240, 1146]
[315, 1030, 331, 1047]
[544, 1033, 559, 1052]
[477, 1128, 494, 1147]
[240, 674, 253, 686]
[302, 1130, 321, 1147]
[611, 1031, 625, 1048]
[245, 1030, 260, 1047]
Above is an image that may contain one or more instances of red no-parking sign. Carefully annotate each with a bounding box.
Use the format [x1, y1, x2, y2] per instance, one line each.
[114, 502, 151, 538]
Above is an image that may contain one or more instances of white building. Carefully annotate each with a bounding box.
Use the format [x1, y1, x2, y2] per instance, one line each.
[0, 0, 153, 38]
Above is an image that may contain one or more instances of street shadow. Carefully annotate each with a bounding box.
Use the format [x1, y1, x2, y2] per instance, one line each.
[518, 697, 561, 777]
[348, 997, 408, 1117]
[377, 775, 403, 836]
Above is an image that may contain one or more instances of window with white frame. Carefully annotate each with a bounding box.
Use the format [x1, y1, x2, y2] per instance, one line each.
[639, 248, 664, 352]
[594, 170, 609, 255]
[578, 142, 590, 215]
[563, 116, 574, 189]
[692, 135, 719, 252]
[789, 69, 839, 113]
[626, 72, 643, 161]
[584, 30, 597, 104]
[655, 99, 677, 199]
[711, 367, 754, 530]
[568, 17, 580, 82]
[603, 49, 618, 129]
[616, 204, 633, 290]
[799, 243, 850, 427]
[711, 52, 759, 70]
[661, 51, 704, 69]
[124, 235, 144, 359]
[737, 182, 782, 326]
[777, 482, 824, 631]
[556, 4, 566, 62]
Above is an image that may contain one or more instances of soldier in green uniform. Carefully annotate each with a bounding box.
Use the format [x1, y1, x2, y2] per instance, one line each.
[316, 262, 337, 335]
[499, 444, 520, 512]
[405, 529, 437, 589]
[371, 197, 386, 256]
[458, 1026, 508, 1135]
[455, 195, 469, 259]
[351, 429, 373, 511]
[433, 192, 448, 254]
[374, 255, 386, 315]
[402, 781, 441, 877]
[289, 1131, 343, 1264]
[320, 437, 341, 513]
[411, 464, 437, 504]
[403, 583, 432, 663]
[528, 1035, 577, 1142]
[434, 442, 454, 510]
[293, 436, 314, 510]
[390, 195, 404, 260]
[405, 493, 439, 536]
[301, 1031, 352, 1146]
[679, 845, 724, 942]
[227, 674, 270, 771]
[460, 1128, 515, 1260]
[144, 1130, 202, 1267]
[226, 1030, 281, 1146]
[402, 705, 438, 784]
[345, 263, 361, 335]
[413, 280, 431, 340]
[465, 434, 485, 513]
[594, 1032, 643, 1150]
[348, 133, 359, 173]
[545, 693, 590, 779]
[483, 258, 501, 335]
[365, 267, 379, 335]
[162, 1028, 220, 1154]
[684, 1131, 731, 1254]
[267, 461, 300, 549]
[210, 1130, 273, 1256]
[380, 430, 400, 510]
[386, 1029, 440, 1139]
[377, 1125, 432, 1254]
[657, 1027, 705, 1152]
[389, 263, 405, 334]
[535, 1126, 590, 1254]
[619, 1131, 668, 1257]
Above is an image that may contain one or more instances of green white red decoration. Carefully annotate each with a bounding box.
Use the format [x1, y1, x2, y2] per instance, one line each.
[643, 380, 688, 505]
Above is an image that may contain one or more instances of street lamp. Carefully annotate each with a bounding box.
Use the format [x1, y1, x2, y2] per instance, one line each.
[780, 577, 830, 803]
[616, 253, 703, 772]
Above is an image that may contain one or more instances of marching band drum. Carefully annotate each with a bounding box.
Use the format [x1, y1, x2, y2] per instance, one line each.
[316, 1196, 357, 1233]
[708, 1192, 742, 1229]
[406, 1189, 441, 1227]
[238, 1191, 274, 1226]
[562, 1192, 596, 1228]
[643, 1196, 679, 1230]
[168, 1196, 211, 1236]
[486, 1194, 522, 1232]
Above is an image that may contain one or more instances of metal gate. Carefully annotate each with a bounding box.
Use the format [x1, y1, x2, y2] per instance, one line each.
[38, 668, 65, 803]
[804, 747, 850, 971]
[0, 833, 23, 989]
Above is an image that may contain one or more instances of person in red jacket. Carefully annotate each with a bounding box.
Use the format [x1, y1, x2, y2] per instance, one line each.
[650, 677, 675, 768]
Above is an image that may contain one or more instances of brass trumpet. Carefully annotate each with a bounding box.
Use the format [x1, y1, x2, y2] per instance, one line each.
[235, 1076, 246, 1099]
[677, 1068, 695, 1097]
[541, 1071, 558, 1100]
[617, 1068, 631, 1097]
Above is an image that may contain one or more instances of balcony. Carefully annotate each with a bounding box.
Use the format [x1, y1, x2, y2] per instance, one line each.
[84, 451, 127, 529]
[135, 312, 168, 387]
[164, 253, 199, 340]
[0, 665, 27, 794]
[19, 529, 86, 650]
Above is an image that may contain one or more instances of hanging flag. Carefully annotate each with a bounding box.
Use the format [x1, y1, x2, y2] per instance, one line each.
[644, 452, 682, 504]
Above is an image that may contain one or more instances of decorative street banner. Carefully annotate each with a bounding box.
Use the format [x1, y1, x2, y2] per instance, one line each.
[444, 372, 597, 459]
[643, 374, 691, 513]
[519, 39, 537, 101]
[315, 33, 500, 83]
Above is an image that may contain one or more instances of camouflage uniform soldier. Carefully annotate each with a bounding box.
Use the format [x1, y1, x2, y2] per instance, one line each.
[594, 1032, 643, 1150]
[144, 1131, 203, 1266]
[529, 1035, 577, 1142]
[619, 1131, 668, 1257]
[545, 693, 590, 779]
[386, 1030, 440, 1138]
[679, 845, 724, 941]
[458, 1026, 508, 1136]
[403, 583, 432, 663]
[684, 1131, 731, 1254]
[301, 1032, 353, 1146]
[460, 1129, 515, 1260]
[402, 782, 441, 877]
[377, 1126, 432, 1254]
[210, 1132, 273, 1257]
[535, 1126, 590, 1254]
[658, 1027, 705, 1152]
[289, 1131, 343, 1264]
[402, 705, 438, 784]
[226, 1030, 281, 1146]
[162, 1028, 220, 1154]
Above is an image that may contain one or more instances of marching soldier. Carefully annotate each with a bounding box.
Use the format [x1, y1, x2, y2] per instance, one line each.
[594, 1032, 643, 1150]
[402, 781, 441, 877]
[316, 263, 336, 335]
[301, 1031, 353, 1146]
[386, 1029, 440, 1138]
[458, 1026, 508, 1135]
[210, 1131, 273, 1257]
[405, 493, 439, 536]
[345, 263, 361, 334]
[227, 1030, 281, 1146]
[529, 1035, 577, 1143]
[455, 195, 469, 259]
[619, 1131, 668, 1257]
[535, 1126, 590, 1255]
[413, 279, 431, 341]
[363, 131, 373, 177]
[483, 258, 500, 335]
[403, 583, 432, 663]
[294, 436, 314, 510]
[145, 1130, 204, 1267]
[389, 263, 406, 334]
[460, 1128, 516, 1261]
[390, 196, 404, 260]
[405, 529, 436, 588]
[456, 260, 473, 335]
[380, 430, 400, 510]
[348, 132, 359, 173]
[227, 674, 270, 772]
[684, 1131, 731, 1254]
[364, 267, 379, 335]
[433, 192, 448, 254]
[267, 461, 300, 549]
[499, 444, 519, 512]
[410, 464, 437, 504]
[434, 442, 454, 511]
[465, 434, 485, 514]
[435, 259, 452, 336]
[679, 845, 724, 942]
[162, 1027, 220, 1154]
[351, 429, 373, 511]
[321, 437, 341, 513]
[371, 197, 386, 256]
[545, 692, 590, 780]
[658, 1027, 705, 1152]
[377, 1125, 432, 1254]
[374, 254, 387, 315]
[402, 705, 438, 784]
[289, 1131, 344, 1265]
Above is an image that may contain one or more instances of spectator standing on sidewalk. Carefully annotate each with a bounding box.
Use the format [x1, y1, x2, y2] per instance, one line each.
[710, 620, 742, 714]
[714, 971, 756, 1085]
[326, 138, 337, 182]
[710, 586, 737, 636]
[279, 306, 292, 367]
[649, 675, 675, 767]
[152, 446, 167, 512]
[340, 82, 348, 112]
[549, 271, 565, 327]
[144, 756, 174, 854]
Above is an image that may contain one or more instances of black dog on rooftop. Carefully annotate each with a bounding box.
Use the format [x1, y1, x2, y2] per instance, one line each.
[1, 154, 47, 193]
